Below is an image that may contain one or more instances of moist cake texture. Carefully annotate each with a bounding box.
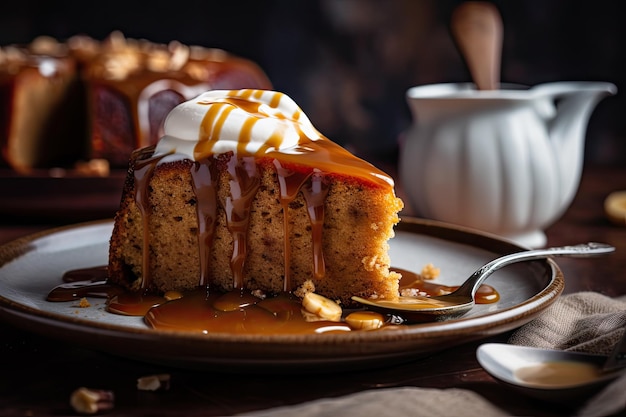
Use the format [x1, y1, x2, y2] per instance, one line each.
[108, 89, 403, 306]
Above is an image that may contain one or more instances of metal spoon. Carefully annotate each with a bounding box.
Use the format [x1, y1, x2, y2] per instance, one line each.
[352, 242, 615, 322]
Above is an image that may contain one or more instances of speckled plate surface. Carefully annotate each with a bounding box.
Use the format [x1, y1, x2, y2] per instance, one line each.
[0, 218, 564, 372]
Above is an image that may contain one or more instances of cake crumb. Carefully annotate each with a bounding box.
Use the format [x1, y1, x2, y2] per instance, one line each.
[77, 297, 91, 308]
[421, 263, 440, 280]
[400, 288, 428, 297]
[293, 279, 316, 299]
[361, 255, 379, 272]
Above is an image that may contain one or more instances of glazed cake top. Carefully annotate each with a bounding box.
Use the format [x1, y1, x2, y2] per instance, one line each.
[154, 89, 395, 188]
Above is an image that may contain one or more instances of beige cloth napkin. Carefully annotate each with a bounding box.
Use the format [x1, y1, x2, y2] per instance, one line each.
[236, 292, 626, 417]
[236, 387, 509, 417]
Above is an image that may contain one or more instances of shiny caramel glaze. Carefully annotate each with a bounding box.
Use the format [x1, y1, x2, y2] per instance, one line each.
[397, 267, 500, 304]
[130, 128, 395, 294]
[47, 265, 499, 334]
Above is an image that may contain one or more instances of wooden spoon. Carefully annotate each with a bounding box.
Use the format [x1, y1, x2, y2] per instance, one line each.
[451, 1, 503, 90]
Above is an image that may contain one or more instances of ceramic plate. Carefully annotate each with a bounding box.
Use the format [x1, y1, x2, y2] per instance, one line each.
[0, 218, 563, 372]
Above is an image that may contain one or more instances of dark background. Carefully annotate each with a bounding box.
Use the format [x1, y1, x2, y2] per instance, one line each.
[2, 0, 625, 166]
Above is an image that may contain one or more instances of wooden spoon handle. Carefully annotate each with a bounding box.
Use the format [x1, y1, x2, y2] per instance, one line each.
[451, 1, 503, 90]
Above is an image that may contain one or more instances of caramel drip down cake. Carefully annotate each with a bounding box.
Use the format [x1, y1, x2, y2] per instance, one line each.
[108, 89, 403, 306]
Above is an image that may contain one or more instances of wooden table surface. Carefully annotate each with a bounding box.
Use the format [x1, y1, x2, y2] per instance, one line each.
[0, 163, 625, 416]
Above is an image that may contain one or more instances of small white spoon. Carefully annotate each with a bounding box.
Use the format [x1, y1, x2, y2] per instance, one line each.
[477, 333, 626, 403]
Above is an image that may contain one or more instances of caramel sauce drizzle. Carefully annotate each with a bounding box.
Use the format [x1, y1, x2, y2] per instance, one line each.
[132, 151, 170, 290]
[194, 90, 299, 157]
[190, 158, 219, 287]
[224, 156, 260, 289]
[132, 152, 329, 293]
[273, 159, 313, 290]
[46, 265, 499, 334]
[143, 291, 350, 334]
[397, 267, 500, 304]
[300, 170, 329, 280]
[46, 151, 499, 334]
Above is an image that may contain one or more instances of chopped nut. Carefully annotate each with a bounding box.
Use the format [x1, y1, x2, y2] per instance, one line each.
[78, 297, 91, 308]
[106, 31, 127, 49]
[30, 35, 66, 55]
[137, 374, 171, 391]
[146, 49, 170, 72]
[301, 292, 342, 322]
[168, 41, 190, 71]
[345, 311, 385, 330]
[103, 50, 140, 79]
[67, 35, 100, 60]
[70, 387, 114, 414]
[0, 46, 26, 67]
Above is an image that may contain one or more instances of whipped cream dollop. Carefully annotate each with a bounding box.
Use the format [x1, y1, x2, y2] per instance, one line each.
[154, 89, 322, 160]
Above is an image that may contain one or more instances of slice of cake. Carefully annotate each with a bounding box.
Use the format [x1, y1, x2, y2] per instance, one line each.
[108, 89, 403, 306]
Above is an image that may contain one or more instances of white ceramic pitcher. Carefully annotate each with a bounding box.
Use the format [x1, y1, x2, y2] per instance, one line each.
[400, 81, 616, 247]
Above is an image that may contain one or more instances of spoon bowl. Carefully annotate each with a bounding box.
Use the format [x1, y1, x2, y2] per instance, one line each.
[477, 343, 626, 404]
[352, 242, 615, 322]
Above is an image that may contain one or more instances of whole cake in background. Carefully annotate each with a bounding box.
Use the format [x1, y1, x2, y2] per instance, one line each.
[0, 36, 85, 172]
[0, 31, 272, 173]
[108, 89, 404, 307]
